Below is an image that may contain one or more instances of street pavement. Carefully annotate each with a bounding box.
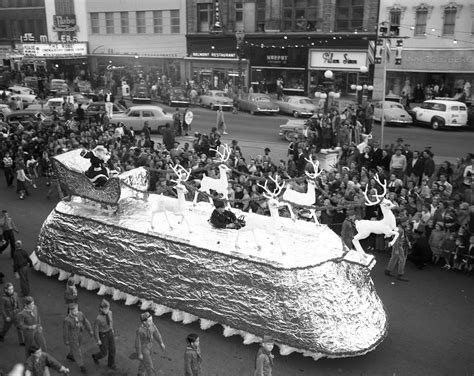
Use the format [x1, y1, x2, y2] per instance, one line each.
[0, 108, 473, 375]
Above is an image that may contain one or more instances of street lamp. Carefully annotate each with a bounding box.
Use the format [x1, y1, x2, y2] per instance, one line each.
[314, 70, 340, 113]
[351, 66, 373, 104]
[235, 30, 245, 97]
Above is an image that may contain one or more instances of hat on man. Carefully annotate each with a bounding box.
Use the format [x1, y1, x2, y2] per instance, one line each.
[24, 296, 34, 305]
[214, 199, 225, 209]
[261, 335, 274, 344]
[68, 302, 78, 310]
[140, 312, 151, 321]
[100, 299, 110, 309]
[264, 147, 271, 152]
[28, 345, 40, 355]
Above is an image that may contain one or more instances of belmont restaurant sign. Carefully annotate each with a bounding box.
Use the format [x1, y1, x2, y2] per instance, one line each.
[191, 52, 237, 58]
[309, 49, 368, 70]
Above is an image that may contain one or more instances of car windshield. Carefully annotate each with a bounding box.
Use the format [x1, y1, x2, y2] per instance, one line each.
[114, 103, 126, 111]
[389, 103, 403, 109]
[215, 92, 227, 97]
[172, 88, 184, 94]
[254, 96, 271, 102]
[299, 99, 313, 104]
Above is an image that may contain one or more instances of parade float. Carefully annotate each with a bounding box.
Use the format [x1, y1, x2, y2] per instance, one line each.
[32, 146, 388, 360]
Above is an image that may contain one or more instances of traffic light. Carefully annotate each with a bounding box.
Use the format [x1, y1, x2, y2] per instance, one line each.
[395, 39, 403, 65]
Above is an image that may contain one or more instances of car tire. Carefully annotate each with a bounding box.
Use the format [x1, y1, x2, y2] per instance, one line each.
[250, 109, 255, 115]
[210, 103, 214, 110]
[293, 111, 299, 118]
[284, 130, 296, 141]
[431, 118, 443, 130]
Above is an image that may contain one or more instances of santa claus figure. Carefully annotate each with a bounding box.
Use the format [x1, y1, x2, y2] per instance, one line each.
[80, 146, 117, 187]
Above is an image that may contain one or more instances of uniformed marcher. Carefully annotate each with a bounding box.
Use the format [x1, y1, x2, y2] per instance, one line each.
[0, 282, 24, 344]
[17, 296, 47, 359]
[63, 303, 93, 374]
[135, 311, 166, 376]
[92, 299, 117, 370]
[24, 345, 70, 376]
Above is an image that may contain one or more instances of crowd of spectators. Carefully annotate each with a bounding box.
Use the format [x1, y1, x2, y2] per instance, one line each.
[0, 97, 472, 273]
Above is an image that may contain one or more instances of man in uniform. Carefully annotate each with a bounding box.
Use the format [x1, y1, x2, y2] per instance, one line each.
[135, 311, 166, 376]
[24, 345, 70, 376]
[17, 296, 47, 359]
[63, 303, 93, 374]
[92, 299, 116, 370]
[0, 282, 24, 344]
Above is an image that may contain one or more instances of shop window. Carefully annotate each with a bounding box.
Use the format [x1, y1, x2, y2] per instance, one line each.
[281, 0, 320, 32]
[414, 8, 427, 36]
[235, 2, 243, 31]
[335, 0, 364, 32]
[153, 10, 162, 33]
[443, 7, 456, 35]
[90, 12, 99, 34]
[170, 10, 180, 33]
[105, 12, 114, 34]
[256, 0, 265, 31]
[121, 12, 129, 34]
[197, 3, 213, 32]
[136, 11, 146, 34]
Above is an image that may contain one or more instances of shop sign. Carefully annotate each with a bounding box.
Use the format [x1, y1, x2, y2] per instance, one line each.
[266, 54, 288, 66]
[53, 15, 79, 32]
[390, 50, 474, 71]
[21, 43, 87, 58]
[0, 46, 13, 59]
[19, 33, 49, 43]
[191, 52, 236, 58]
[309, 50, 368, 69]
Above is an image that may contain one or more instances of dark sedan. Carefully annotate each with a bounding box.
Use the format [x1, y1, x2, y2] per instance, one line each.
[236, 93, 279, 115]
[82, 102, 126, 121]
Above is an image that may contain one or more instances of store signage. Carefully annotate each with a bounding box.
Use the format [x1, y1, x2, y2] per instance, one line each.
[21, 43, 87, 58]
[53, 15, 79, 32]
[396, 50, 474, 70]
[309, 50, 368, 69]
[266, 54, 288, 66]
[19, 33, 49, 43]
[191, 52, 236, 58]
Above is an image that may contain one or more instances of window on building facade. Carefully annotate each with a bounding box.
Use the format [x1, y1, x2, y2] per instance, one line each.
[90, 12, 99, 34]
[136, 11, 146, 33]
[414, 8, 427, 36]
[0, 20, 6, 37]
[389, 9, 400, 36]
[121, 12, 129, 33]
[55, 0, 73, 14]
[443, 7, 456, 35]
[235, 2, 243, 31]
[282, 0, 320, 31]
[170, 10, 180, 33]
[153, 10, 162, 33]
[105, 12, 114, 34]
[335, 0, 364, 31]
[197, 3, 213, 32]
[256, 0, 265, 31]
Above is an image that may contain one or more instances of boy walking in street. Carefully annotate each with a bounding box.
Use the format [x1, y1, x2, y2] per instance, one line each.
[0, 209, 19, 258]
[92, 299, 117, 370]
[12, 240, 33, 296]
[135, 311, 166, 376]
[25, 345, 70, 376]
[18, 296, 47, 359]
[184, 333, 202, 376]
[0, 282, 24, 345]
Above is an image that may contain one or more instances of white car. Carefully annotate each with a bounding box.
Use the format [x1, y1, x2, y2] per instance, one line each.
[411, 99, 468, 129]
[7, 85, 38, 104]
[273, 95, 318, 117]
[199, 90, 234, 110]
[111, 105, 173, 134]
[373, 101, 412, 126]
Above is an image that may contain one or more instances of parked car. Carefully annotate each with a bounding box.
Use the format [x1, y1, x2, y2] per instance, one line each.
[372, 101, 413, 126]
[198, 90, 234, 110]
[5, 110, 53, 128]
[83, 102, 126, 121]
[27, 97, 77, 115]
[7, 85, 38, 104]
[132, 83, 151, 103]
[273, 95, 318, 117]
[0, 104, 12, 121]
[161, 87, 190, 107]
[71, 93, 92, 106]
[49, 79, 69, 94]
[110, 105, 173, 134]
[236, 93, 279, 115]
[279, 118, 308, 141]
[411, 99, 468, 130]
[23, 76, 39, 91]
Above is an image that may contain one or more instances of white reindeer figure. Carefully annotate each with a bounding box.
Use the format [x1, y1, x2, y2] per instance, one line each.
[357, 133, 373, 153]
[235, 176, 286, 255]
[150, 164, 192, 233]
[282, 158, 321, 224]
[352, 174, 399, 256]
[193, 144, 231, 205]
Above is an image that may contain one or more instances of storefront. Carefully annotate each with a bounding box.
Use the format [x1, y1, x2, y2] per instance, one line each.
[308, 49, 370, 97]
[373, 49, 474, 103]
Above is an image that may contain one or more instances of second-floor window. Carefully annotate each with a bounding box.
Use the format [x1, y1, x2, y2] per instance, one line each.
[414, 8, 427, 36]
[256, 0, 265, 31]
[197, 3, 213, 32]
[90, 12, 99, 34]
[136, 11, 146, 34]
[170, 10, 180, 33]
[120, 12, 129, 33]
[443, 6, 456, 35]
[335, 0, 364, 32]
[389, 9, 400, 36]
[153, 10, 162, 33]
[105, 12, 114, 34]
[235, 2, 243, 31]
[282, 0, 320, 32]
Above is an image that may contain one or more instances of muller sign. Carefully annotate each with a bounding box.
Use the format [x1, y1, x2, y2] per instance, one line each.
[309, 50, 368, 70]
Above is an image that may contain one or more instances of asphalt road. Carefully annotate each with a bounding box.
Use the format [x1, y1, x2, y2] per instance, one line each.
[152, 103, 473, 164]
[0, 106, 473, 375]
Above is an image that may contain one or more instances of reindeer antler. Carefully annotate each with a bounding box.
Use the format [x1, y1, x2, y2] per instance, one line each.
[210, 144, 231, 163]
[363, 174, 387, 206]
[257, 175, 285, 200]
[304, 158, 321, 179]
[170, 164, 190, 184]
